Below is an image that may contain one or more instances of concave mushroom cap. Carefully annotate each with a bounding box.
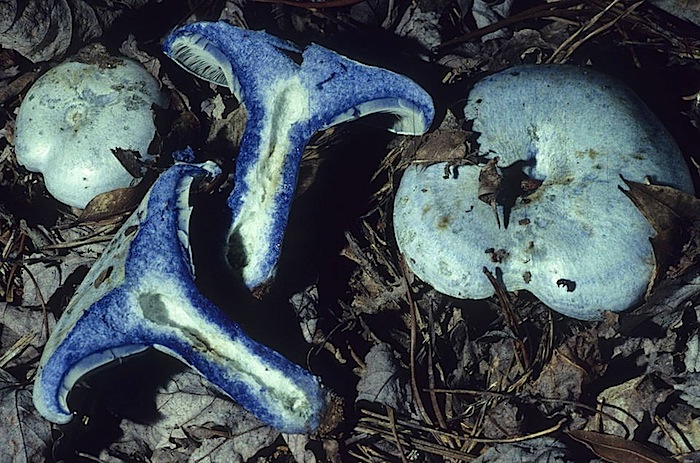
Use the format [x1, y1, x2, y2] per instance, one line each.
[393, 65, 694, 320]
[163, 21, 434, 291]
[33, 156, 326, 433]
[14, 52, 166, 208]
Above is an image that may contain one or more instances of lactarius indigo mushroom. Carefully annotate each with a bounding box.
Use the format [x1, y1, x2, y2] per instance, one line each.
[394, 65, 694, 320]
[163, 21, 434, 290]
[14, 48, 166, 208]
[33, 156, 326, 433]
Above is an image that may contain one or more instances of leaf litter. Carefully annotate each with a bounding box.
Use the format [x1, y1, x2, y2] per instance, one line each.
[103, 370, 280, 463]
[0, 0, 699, 462]
[0, 369, 52, 463]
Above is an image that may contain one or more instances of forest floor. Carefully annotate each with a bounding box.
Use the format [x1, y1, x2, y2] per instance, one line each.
[1, 0, 700, 462]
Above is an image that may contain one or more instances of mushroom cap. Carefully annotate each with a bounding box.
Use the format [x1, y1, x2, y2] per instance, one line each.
[163, 21, 434, 290]
[14, 56, 166, 208]
[393, 65, 694, 320]
[162, 22, 434, 136]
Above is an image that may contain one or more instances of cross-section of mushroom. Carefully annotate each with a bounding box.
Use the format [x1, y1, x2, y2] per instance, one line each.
[163, 21, 435, 291]
[33, 156, 327, 433]
[393, 65, 694, 320]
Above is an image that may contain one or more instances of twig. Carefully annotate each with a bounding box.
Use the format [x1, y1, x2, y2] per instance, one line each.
[252, 0, 367, 9]
[426, 301, 448, 430]
[39, 234, 114, 251]
[430, 387, 633, 437]
[438, 0, 584, 50]
[0, 333, 35, 368]
[547, 0, 644, 63]
[20, 262, 49, 342]
[387, 406, 410, 463]
[482, 267, 530, 372]
[358, 407, 568, 446]
[3, 229, 24, 303]
[399, 255, 434, 426]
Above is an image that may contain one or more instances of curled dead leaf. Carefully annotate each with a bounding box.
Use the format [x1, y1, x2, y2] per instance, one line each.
[78, 174, 153, 222]
[164, 110, 201, 153]
[390, 128, 472, 173]
[620, 177, 700, 231]
[619, 177, 700, 294]
[414, 128, 469, 164]
[112, 148, 148, 178]
[478, 157, 502, 228]
[567, 430, 676, 463]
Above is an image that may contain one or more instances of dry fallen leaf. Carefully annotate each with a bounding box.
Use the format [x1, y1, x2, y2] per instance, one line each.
[78, 175, 153, 223]
[0, 0, 149, 63]
[567, 430, 676, 463]
[478, 156, 502, 228]
[620, 177, 700, 231]
[283, 433, 317, 463]
[289, 284, 320, 344]
[620, 178, 700, 293]
[413, 128, 469, 164]
[592, 375, 673, 437]
[650, 0, 700, 26]
[165, 110, 202, 154]
[0, 369, 51, 463]
[0, 303, 55, 369]
[105, 370, 280, 463]
[205, 101, 246, 153]
[649, 401, 700, 455]
[524, 349, 588, 403]
[341, 230, 404, 314]
[21, 251, 93, 308]
[471, 437, 570, 463]
[673, 373, 700, 409]
[356, 343, 411, 413]
[480, 400, 522, 440]
[112, 148, 148, 179]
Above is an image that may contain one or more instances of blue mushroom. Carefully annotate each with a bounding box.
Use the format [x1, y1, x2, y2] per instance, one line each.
[33, 153, 327, 433]
[14, 51, 166, 208]
[163, 22, 435, 291]
[393, 65, 694, 321]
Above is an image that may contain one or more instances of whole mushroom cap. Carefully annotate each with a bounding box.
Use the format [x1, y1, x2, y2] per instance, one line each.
[14, 54, 166, 208]
[394, 65, 694, 320]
